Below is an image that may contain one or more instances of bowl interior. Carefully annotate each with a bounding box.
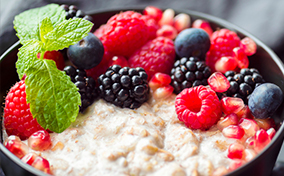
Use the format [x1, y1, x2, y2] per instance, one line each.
[1, 8, 284, 176]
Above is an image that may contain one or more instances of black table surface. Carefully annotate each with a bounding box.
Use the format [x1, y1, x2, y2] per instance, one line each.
[1, 0, 284, 175]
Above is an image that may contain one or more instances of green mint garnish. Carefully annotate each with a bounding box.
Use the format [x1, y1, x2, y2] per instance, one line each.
[13, 4, 94, 133]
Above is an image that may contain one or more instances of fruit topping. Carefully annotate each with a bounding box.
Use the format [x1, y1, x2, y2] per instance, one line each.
[214, 56, 238, 73]
[224, 68, 265, 104]
[175, 85, 221, 130]
[98, 65, 150, 109]
[149, 72, 172, 91]
[67, 32, 104, 70]
[153, 85, 174, 100]
[175, 28, 210, 59]
[97, 11, 150, 57]
[28, 130, 52, 151]
[227, 143, 245, 159]
[240, 37, 257, 56]
[206, 29, 241, 72]
[208, 72, 230, 93]
[143, 6, 163, 22]
[37, 50, 65, 70]
[233, 47, 249, 69]
[4, 136, 29, 159]
[217, 113, 239, 131]
[222, 125, 245, 139]
[61, 4, 93, 21]
[173, 13, 191, 33]
[239, 118, 260, 137]
[156, 24, 178, 39]
[3, 80, 45, 140]
[192, 19, 213, 37]
[31, 156, 52, 174]
[248, 83, 283, 119]
[254, 129, 271, 153]
[221, 97, 245, 115]
[22, 152, 39, 165]
[128, 36, 175, 80]
[64, 66, 99, 112]
[158, 9, 175, 26]
[170, 57, 211, 94]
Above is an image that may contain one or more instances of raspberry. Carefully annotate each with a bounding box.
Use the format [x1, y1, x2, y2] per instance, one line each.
[3, 80, 45, 140]
[37, 51, 65, 70]
[128, 36, 175, 80]
[97, 11, 150, 57]
[141, 15, 159, 40]
[175, 85, 221, 130]
[206, 29, 241, 72]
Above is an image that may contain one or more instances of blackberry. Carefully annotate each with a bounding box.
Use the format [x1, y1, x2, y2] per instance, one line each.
[98, 65, 150, 109]
[64, 65, 98, 112]
[224, 68, 265, 104]
[60, 4, 93, 22]
[170, 56, 212, 94]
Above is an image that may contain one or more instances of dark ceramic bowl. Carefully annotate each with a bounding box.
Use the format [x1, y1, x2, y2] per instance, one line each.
[1, 8, 284, 176]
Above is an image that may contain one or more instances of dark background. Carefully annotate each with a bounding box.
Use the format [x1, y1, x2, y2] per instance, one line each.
[1, 0, 284, 175]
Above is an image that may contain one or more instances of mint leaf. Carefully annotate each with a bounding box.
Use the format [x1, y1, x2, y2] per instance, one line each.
[44, 18, 93, 51]
[16, 39, 43, 79]
[40, 17, 54, 43]
[25, 59, 81, 133]
[14, 4, 65, 44]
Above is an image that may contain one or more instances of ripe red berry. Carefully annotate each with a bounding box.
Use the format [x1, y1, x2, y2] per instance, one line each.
[206, 29, 241, 72]
[3, 80, 45, 140]
[142, 15, 159, 40]
[37, 50, 65, 70]
[97, 11, 150, 57]
[175, 85, 222, 130]
[128, 36, 175, 80]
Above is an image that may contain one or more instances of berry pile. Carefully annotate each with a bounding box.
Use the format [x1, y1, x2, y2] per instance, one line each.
[170, 57, 211, 94]
[60, 4, 93, 21]
[224, 68, 265, 104]
[64, 66, 98, 112]
[98, 65, 149, 109]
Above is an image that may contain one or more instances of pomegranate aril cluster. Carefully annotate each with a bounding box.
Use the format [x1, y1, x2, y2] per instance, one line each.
[98, 65, 150, 109]
[224, 68, 265, 104]
[171, 57, 211, 94]
[61, 4, 93, 21]
[64, 66, 98, 112]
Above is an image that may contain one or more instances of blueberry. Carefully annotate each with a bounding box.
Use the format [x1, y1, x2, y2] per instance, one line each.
[248, 83, 283, 119]
[67, 33, 104, 69]
[174, 28, 210, 59]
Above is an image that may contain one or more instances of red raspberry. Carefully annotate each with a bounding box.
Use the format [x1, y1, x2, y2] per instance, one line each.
[97, 11, 150, 57]
[206, 29, 241, 71]
[37, 51, 65, 70]
[175, 85, 222, 130]
[128, 36, 175, 80]
[3, 80, 45, 140]
[141, 15, 159, 40]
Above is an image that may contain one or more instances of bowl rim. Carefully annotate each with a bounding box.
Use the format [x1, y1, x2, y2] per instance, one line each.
[1, 7, 284, 176]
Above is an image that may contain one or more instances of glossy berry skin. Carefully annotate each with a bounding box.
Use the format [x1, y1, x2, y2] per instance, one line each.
[61, 4, 93, 22]
[4, 80, 45, 140]
[248, 83, 283, 119]
[175, 28, 210, 59]
[67, 32, 104, 70]
[175, 85, 222, 130]
[98, 65, 150, 109]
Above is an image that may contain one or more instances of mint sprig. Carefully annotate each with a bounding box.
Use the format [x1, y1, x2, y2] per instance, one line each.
[13, 4, 94, 133]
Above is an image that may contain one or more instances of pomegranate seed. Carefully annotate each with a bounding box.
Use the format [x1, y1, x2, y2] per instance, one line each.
[222, 125, 245, 139]
[244, 149, 257, 162]
[153, 85, 174, 99]
[221, 97, 245, 115]
[4, 135, 29, 159]
[214, 56, 238, 73]
[254, 118, 276, 130]
[173, 13, 190, 32]
[143, 6, 163, 22]
[254, 129, 271, 153]
[192, 19, 213, 37]
[267, 128, 276, 140]
[149, 72, 172, 91]
[239, 118, 260, 137]
[208, 72, 230, 92]
[158, 9, 175, 26]
[217, 113, 239, 131]
[240, 37, 257, 56]
[28, 130, 51, 151]
[233, 47, 249, 69]
[229, 159, 245, 171]
[227, 143, 245, 159]
[245, 136, 255, 149]
[156, 24, 177, 40]
[31, 156, 52, 174]
[236, 105, 253, 119]
[107, 56, 129, 68]
[22, 153, 38, 165]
